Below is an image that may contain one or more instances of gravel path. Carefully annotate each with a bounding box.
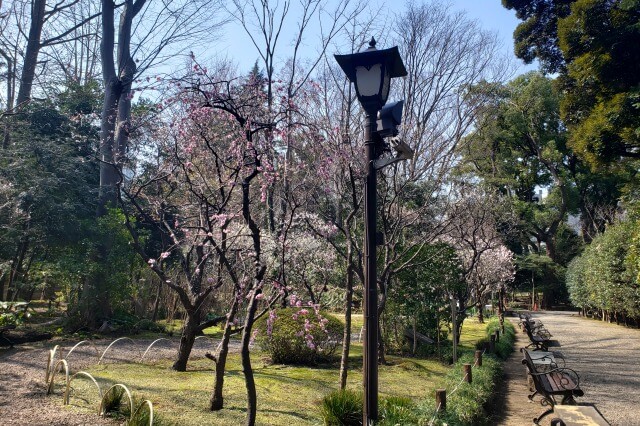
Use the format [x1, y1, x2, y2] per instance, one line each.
[498, 311, 640, 426]
[0, 336, 236, 425]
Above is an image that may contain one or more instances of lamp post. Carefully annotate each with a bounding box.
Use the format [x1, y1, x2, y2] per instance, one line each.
[335, 37, 407, 425]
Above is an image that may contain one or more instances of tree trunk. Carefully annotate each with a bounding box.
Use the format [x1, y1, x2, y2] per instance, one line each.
[338, 259, 354, 390]
[477, 301, 484, 323]
[172, 309, 200, 371]
[209, 299, 239, 410]
[151, 280, 162, 322]
[240, 292, 260, 426]
[15, 0, 46, 107]
[412, 317, 417, 355]
[7, 236, 29, 301]
[98, 76, 122, 214]
[377, 325, 386, 365]
[0, 270, 6, 301]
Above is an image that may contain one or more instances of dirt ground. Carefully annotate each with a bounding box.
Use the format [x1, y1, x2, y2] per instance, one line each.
[495, 311, 640, 426]
[0, 337, 218, 425]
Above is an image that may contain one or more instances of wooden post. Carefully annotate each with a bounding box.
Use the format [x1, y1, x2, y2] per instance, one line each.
[474, 350, 482, 367]
[435, 389, 446, 411]
[463, 363, 472, 383]
[494, 329, 500, 343]
[490, 334, 496, 353]
[450, 296, 457, 363]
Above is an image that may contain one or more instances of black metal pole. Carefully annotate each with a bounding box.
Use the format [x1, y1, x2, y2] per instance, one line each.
[363, 110, 378, 425]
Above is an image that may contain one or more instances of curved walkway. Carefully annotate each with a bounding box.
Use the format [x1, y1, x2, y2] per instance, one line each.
[497, 311, 640, 426]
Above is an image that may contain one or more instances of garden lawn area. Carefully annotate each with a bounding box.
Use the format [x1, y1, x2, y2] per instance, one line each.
[80, 317, 489, 425]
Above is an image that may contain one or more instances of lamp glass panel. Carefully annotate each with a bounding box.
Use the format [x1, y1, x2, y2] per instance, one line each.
[381, 71, 391, 104]
[355, 64, 382, 97]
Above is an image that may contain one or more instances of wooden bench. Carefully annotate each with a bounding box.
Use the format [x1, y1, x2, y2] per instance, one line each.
[523, 319, 552, 351]
[522, 349, 584, 425]
[519, 313, 552, 337]
[550, 404, 610, 425]
[522, 348, 565, 370]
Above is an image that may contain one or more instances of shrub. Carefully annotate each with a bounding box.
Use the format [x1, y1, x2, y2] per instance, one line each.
[405, 352, 502, 426]
[321, 391, 418, 426]
[321, 389, 362, 425]
[0, 302, 30, 326]
[474, 317, 516, 360]
[255, 307, 342, 365]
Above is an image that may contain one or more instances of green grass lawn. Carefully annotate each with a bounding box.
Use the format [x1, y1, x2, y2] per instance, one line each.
[75, 316, 489, 425]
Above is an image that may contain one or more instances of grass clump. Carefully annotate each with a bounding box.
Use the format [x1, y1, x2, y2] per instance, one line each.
[101, 385, 127, 418]
[321, 389, 362, 425]
[128, 398, 157, 426]
[475, 317, 516, 360]
[379, 396, 418, 426]
[321, 391, 419, 426]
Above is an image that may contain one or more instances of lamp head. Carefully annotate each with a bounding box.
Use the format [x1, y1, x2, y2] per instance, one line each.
[334, 38, 407, 112]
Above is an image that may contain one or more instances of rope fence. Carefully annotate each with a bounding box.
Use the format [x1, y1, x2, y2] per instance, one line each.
[427, 347, 488, 426]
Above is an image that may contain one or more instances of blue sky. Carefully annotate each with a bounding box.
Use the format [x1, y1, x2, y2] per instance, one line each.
[213, 0, 537, 77]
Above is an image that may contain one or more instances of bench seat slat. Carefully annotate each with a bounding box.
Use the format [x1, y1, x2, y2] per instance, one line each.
[548, 372, 577, 392]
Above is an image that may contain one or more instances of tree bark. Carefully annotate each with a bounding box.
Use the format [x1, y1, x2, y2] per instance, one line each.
[151, 280, 162, 322]
[172, 309, 201, 371]
[338, 256, 354, 390]
[209, 298, 239, 410]
[15, 0, 46, 107]
[477, 301, 484, 323]
[7, 235, 29, 301]
[240, 292, 260, 426]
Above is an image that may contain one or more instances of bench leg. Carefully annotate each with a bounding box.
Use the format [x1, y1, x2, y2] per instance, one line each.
[534, 407, 554, 425]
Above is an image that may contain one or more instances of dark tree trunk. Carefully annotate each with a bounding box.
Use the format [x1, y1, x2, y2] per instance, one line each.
[172, 309, 201, 371]
[151, 280, 162, 322]
[338, 258, 354, 390]
[477, 301, 484, 323]
[15, 0, 45, 107]
[209, 299, 239, 410]
[0, 270, 6, 301]
[7, 236, 29, 301]
[98, 76, 122, 214]
[241, 293, 260, 426]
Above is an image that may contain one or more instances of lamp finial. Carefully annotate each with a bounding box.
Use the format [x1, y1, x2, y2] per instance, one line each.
[369, 37, 376, 48]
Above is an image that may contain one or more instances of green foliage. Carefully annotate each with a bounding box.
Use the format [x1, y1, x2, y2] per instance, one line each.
[567, 220, 640, 318]
[320, 389, 362, 425]
[255, 307, 343, 365]
[558, 0, 640, 166]
[422, 352, 503, 425]
[475, 317, 516, 360]
[320, 391, 419, 426]
[378, 396, 418, 426]
[102, 386, 126, 416]
[385, 242, 464, 353]
[502, 0, 574, 73]
[515, 254, 567, 306]
[0, 301, 30, 326]
[128, 397, 156, 426]
[504, 0, 640, 167]
[457, 72, 595, 273]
